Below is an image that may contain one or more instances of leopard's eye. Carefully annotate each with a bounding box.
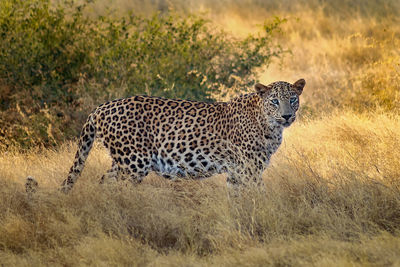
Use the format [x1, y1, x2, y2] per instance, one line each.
[290, 97, 297, 104]
[271, 99, 279, 105]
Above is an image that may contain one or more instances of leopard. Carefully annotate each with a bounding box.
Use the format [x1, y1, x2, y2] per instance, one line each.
[26, 79, 305, 194]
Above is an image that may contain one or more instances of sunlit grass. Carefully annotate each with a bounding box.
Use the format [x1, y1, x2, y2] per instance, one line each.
[1, 112, 400, 265]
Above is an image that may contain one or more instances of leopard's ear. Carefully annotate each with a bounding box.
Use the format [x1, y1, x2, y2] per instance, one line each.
[293, 79, 306, 95]
[255, 83, 272, 98]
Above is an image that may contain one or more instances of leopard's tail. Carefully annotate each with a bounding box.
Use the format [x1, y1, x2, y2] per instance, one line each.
[25, 176, 38, 196]
[59, 113, 97, 193]
[25, 114, 97, 194]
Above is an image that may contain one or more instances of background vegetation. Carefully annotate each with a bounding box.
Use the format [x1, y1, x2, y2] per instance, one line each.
[1, 0, 400, 265]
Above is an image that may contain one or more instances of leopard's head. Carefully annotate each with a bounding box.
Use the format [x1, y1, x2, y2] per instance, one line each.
[255, 79, 306, 127]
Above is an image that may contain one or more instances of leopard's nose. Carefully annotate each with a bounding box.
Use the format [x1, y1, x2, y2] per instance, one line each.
[282, 115, 292, 121]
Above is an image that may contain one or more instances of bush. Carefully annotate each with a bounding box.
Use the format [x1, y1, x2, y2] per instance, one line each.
[0, 0, 285, 150]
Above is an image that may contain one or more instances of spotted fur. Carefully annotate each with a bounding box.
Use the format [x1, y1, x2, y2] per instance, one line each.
[26, 79, 305, 193]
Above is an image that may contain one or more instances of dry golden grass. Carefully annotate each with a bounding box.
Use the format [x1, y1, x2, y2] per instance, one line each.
[1, 112, 400, 266]
[2, 0, 400, 265]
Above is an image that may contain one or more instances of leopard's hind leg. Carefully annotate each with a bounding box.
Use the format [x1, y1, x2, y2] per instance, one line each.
[99, 160, 121, 184]
[99, 158, 148, 186]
